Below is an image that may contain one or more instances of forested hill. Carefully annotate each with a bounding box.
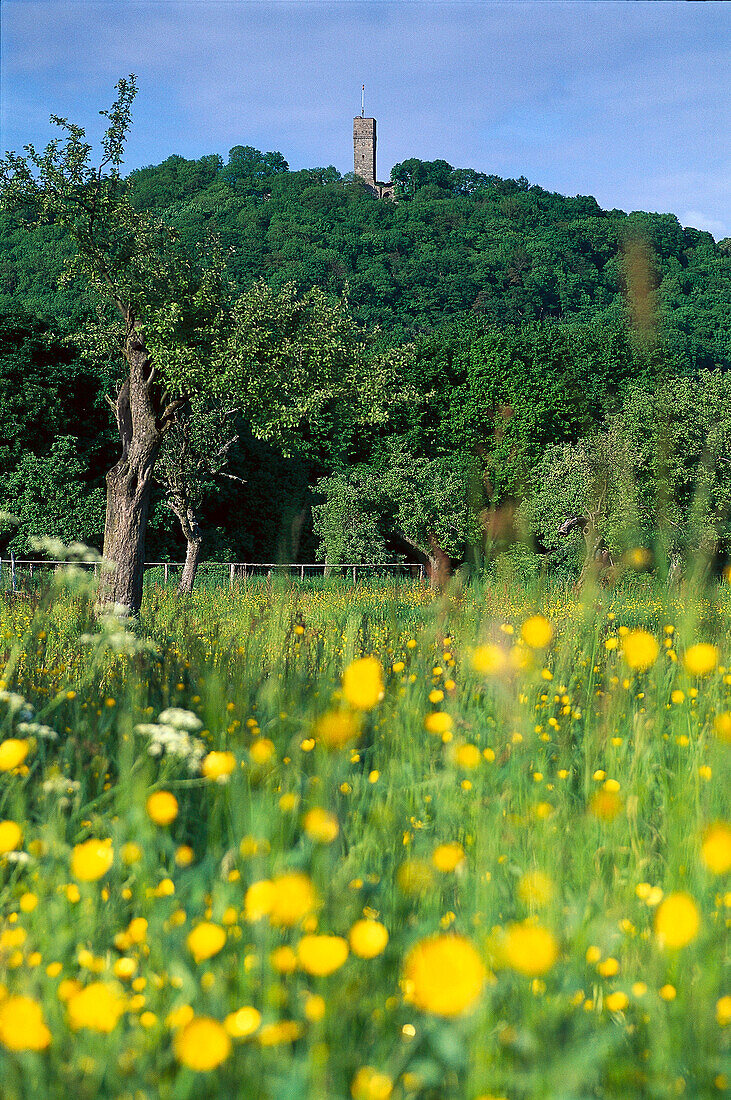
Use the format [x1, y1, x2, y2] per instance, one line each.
[2, 145, 731, 566]
[2, 146, 730, 370]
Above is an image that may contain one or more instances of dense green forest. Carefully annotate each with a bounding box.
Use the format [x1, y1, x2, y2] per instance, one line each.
[2, 142, 731, 569]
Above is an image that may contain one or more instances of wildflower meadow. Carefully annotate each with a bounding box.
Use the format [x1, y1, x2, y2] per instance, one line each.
[0, 565, 728, 1099]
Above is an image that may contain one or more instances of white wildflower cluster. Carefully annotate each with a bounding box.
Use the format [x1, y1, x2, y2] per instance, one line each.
[135, 708, 205, 772]
[16, 721, 58, 742]
[157, 708, 203, 732]
[42, 771, 81, 810]
[79, 610, 156, 655]
[0, 690, 34, 724]
[42, 773, 81, 796]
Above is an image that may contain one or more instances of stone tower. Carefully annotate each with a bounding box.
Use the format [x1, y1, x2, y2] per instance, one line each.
[353, 116, 377, 184]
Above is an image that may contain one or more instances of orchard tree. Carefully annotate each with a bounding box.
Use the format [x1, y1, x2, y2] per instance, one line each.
[314, 443, 477, 585]
[0, 78, 408, 608]
[154, 394, 240, 594]
[0, 76, 229, 610]
[155, 279, 397, 592]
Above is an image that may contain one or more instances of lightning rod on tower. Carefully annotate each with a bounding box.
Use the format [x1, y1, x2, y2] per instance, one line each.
[361, 84, 365, 117]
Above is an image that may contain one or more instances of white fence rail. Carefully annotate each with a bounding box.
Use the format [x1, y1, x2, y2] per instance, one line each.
[0, 555, 425, 592]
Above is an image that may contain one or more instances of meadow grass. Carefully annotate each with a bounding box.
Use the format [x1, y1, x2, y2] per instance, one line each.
[0, 572, 728, 1099]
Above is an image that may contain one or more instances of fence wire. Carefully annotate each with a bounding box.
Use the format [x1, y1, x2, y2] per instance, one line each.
[0, 557, 425, 594]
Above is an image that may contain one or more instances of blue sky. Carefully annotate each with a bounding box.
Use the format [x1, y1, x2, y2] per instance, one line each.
[2, 0, 729, 237]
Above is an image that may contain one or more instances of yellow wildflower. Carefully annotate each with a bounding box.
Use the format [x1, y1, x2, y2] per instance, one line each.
[71, 838, 113, 882]
[146, 790, 178, 826]
[174, 1016, 231, 1070]
[296, 934, 349, 976]
[342, 657, 384, 711]
[622, 630, 659, 672]
[403, 933, 485, 1017]
[654, 892, 700, 948]
[349, 919, 389, 959]
[0, 995, 51, 1050]
[186, 922, 226, 963]
[0, 739, 29, 772]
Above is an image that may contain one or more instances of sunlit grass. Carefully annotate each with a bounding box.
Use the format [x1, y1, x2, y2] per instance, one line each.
[0, 574, 728, 1099]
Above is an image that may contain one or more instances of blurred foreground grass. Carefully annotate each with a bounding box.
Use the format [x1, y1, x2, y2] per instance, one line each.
[0, 574, 728, 1099]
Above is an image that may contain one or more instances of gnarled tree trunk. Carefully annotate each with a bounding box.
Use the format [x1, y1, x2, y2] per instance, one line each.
[426, 534, 453, 589]
[98, 328, 164, 614]
[171, 501, 203, 595]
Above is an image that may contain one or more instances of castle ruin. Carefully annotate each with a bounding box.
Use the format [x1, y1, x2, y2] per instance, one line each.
[353, 93, 394, 199]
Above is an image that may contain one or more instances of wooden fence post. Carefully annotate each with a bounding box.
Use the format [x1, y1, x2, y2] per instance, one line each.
[11, 552, 16, 593]
[164, 563, 169, 585]
[230, 563, 235, 589]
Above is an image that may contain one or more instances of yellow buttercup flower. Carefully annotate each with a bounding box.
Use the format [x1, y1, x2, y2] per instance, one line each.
[304, 992, 326, 1021]
[432, 842, 466, 873]
[296, 934, 349, 976]
[342, 657, 384, 711]
[713, 712, 731, 744]
[471, 644, 507, 676]
[627, 547, 652, 570]
[521, 615, 553, 649]
[403, 934, 485, 1017]
[717, 995, 731, 1027]
[258, 1020, 302, 1046]
[424, 712, 453, 735]
[174, 1016, 231, 1070]
[351, 1065, 394, 1099]
[250, 738, 275, 765]
[121, 842, 142, 864]
[316, 710, 361, 749]
[605, 990, 629, 1013]
[701, 822, 731, 875]
[453, 743, 481, 769]
[71, 838, 114, 882]
[175, 844, 194, 867]
[201, 751, 236, 782]
[349, 919, 389, 959]
[303, 807, 339, 844]
[622, 630, 659, 672]
[0, 995, 51, 1050]
[589, 790, 623, 822]
[269, 872, 319, 928]
[224, 1006, 261, 1038]
[146, 790, 178, 826]
[0, 738, 30, 772]
[683, 643, 718, 677]
[271, 945, 298, 973]
[503, 921, 558, 975]
[654, 892, 700, 948]
[244, 879, 276, 922]
[0, 820, 23, 854]
[187, 922, 226, 963]
[67, 981, 125, 1032]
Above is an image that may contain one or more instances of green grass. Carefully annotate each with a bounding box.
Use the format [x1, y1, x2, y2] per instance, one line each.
[0, 574, 728, 1099]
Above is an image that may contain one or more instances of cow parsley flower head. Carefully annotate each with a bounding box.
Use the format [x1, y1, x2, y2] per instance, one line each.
[17, 722, 59, 742]
[135, 719, 205, 771]
[157, 708, 203, 732]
